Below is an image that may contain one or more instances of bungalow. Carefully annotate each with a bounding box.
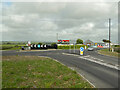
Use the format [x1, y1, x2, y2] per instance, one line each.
[84, 40, 94, 46]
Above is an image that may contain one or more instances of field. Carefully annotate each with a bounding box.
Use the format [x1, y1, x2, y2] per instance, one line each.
[2, 56, 92, 88]
[1, 41, 43, 50]
[98, 48, 120, 58]
[1, 43, 88, 51]
[0, 44, 26, 50]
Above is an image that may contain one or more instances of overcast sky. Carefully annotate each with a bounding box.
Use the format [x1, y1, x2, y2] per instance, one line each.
[1, 1, 119, 43]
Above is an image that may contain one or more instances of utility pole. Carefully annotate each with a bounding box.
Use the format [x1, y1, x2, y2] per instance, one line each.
[74, 43, 75, 53]
[109, 18, 111, 51]
[69, 40, 71, 53]
[56, 33, 58, 44]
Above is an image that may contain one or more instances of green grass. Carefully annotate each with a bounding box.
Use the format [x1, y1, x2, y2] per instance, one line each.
[98, 49, 120, 58]
[1, 44, 88, 50]
[2, 56, 92, 88]
[0, 44, 26, 50]
[0, 56, 2, 89]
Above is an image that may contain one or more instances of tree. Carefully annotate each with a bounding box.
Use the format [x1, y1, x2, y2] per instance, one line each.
[51, 43, 56, 47]
[76, 39, 83, 44]
[102, 39, 111, 43]
[7, 42, 11, 44]
[38, 42, 42, 45]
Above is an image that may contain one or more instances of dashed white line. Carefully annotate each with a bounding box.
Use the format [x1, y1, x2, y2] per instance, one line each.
[87, 56, 103, 62]
[62, 53, 119, 70]
[78, 56, 119, 70]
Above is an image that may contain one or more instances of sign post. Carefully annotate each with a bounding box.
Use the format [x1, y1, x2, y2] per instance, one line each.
[69, 40, 71, 53]
[80, 47, 84, 55]
[28, 41, 31, 50]
[74, 43, 75, 53]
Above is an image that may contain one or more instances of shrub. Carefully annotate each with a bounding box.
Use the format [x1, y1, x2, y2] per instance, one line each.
[114, 47, 120, 53]
[2, 46, 14, 50]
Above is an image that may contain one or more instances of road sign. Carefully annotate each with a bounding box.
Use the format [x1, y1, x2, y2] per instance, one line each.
[80, 51, 83, 55]
[95, 43, 97, 46]
[58, 40, 69, 44]
[31, 45, 33, 47]
[80, 47, 84, 51]
[34, 44, 36, 48]
[44, 45, 46, 48]
[38, 45, 40, 48]
[28, 41, 31, 46]
[80, 47, 84, 55]
[59, 40, 62, 43]
[41, 45, 43, 47]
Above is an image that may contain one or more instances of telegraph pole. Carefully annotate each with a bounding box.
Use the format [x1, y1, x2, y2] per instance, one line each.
[56, 33, 58, 44]
[109, 18, 111, 51]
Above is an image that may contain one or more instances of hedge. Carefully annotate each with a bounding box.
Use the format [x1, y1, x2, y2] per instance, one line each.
[114, 47, 120, 53]
[58, 45, 88, 49]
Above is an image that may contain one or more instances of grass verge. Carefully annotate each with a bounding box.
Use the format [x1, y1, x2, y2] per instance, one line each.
[2, 56, 93, 88]
[98, 49, 120, 58]
[0, 45, 26, 50]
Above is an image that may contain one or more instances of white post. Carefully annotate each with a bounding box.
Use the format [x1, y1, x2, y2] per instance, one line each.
[28, 47, 31, 50]
[74, 43, 75, 53]
[112, 48, 114, 52]
[69, 44, 71, 53]
[79, 49, 81, 55]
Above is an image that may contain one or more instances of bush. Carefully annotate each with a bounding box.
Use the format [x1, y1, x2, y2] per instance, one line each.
[38, 42, 42, 45]
[2, 46, 14, 50]
[114, 47, 120, 53]
[76, 39, 83, 44]
[51, 43, 57, 47]
[114, 45, 120, 47]
[15, 45, 18, 47]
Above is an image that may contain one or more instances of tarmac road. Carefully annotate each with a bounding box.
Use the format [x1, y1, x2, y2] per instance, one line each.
[1, 49, 119, 88]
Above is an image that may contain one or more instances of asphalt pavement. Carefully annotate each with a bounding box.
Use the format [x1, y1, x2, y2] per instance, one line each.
[1, 49, 119, 88]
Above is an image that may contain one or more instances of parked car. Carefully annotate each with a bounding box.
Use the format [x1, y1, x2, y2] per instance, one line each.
[88, 46, 94, 51]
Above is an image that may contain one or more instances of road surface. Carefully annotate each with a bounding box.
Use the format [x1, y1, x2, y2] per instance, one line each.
[1, 49, 119, 88]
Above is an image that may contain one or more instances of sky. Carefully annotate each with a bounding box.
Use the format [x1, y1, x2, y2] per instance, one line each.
[1, 0, 119, 43]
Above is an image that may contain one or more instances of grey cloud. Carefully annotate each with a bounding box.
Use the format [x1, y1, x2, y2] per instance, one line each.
[2, 2, 118, 43]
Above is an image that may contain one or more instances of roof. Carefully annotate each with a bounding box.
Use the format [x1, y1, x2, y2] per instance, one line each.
[84, 40, 94, 44]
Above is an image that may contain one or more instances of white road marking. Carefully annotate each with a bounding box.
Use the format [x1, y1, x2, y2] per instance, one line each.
[62, 53, 79, 56]
[78, 56, 119, 70]
[69, 67, 96, 88]
[62, 53, 119, 70]
[77, 72, 96, 88]
[83, 55, 90, 57]
[86, 56, 103, 62]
